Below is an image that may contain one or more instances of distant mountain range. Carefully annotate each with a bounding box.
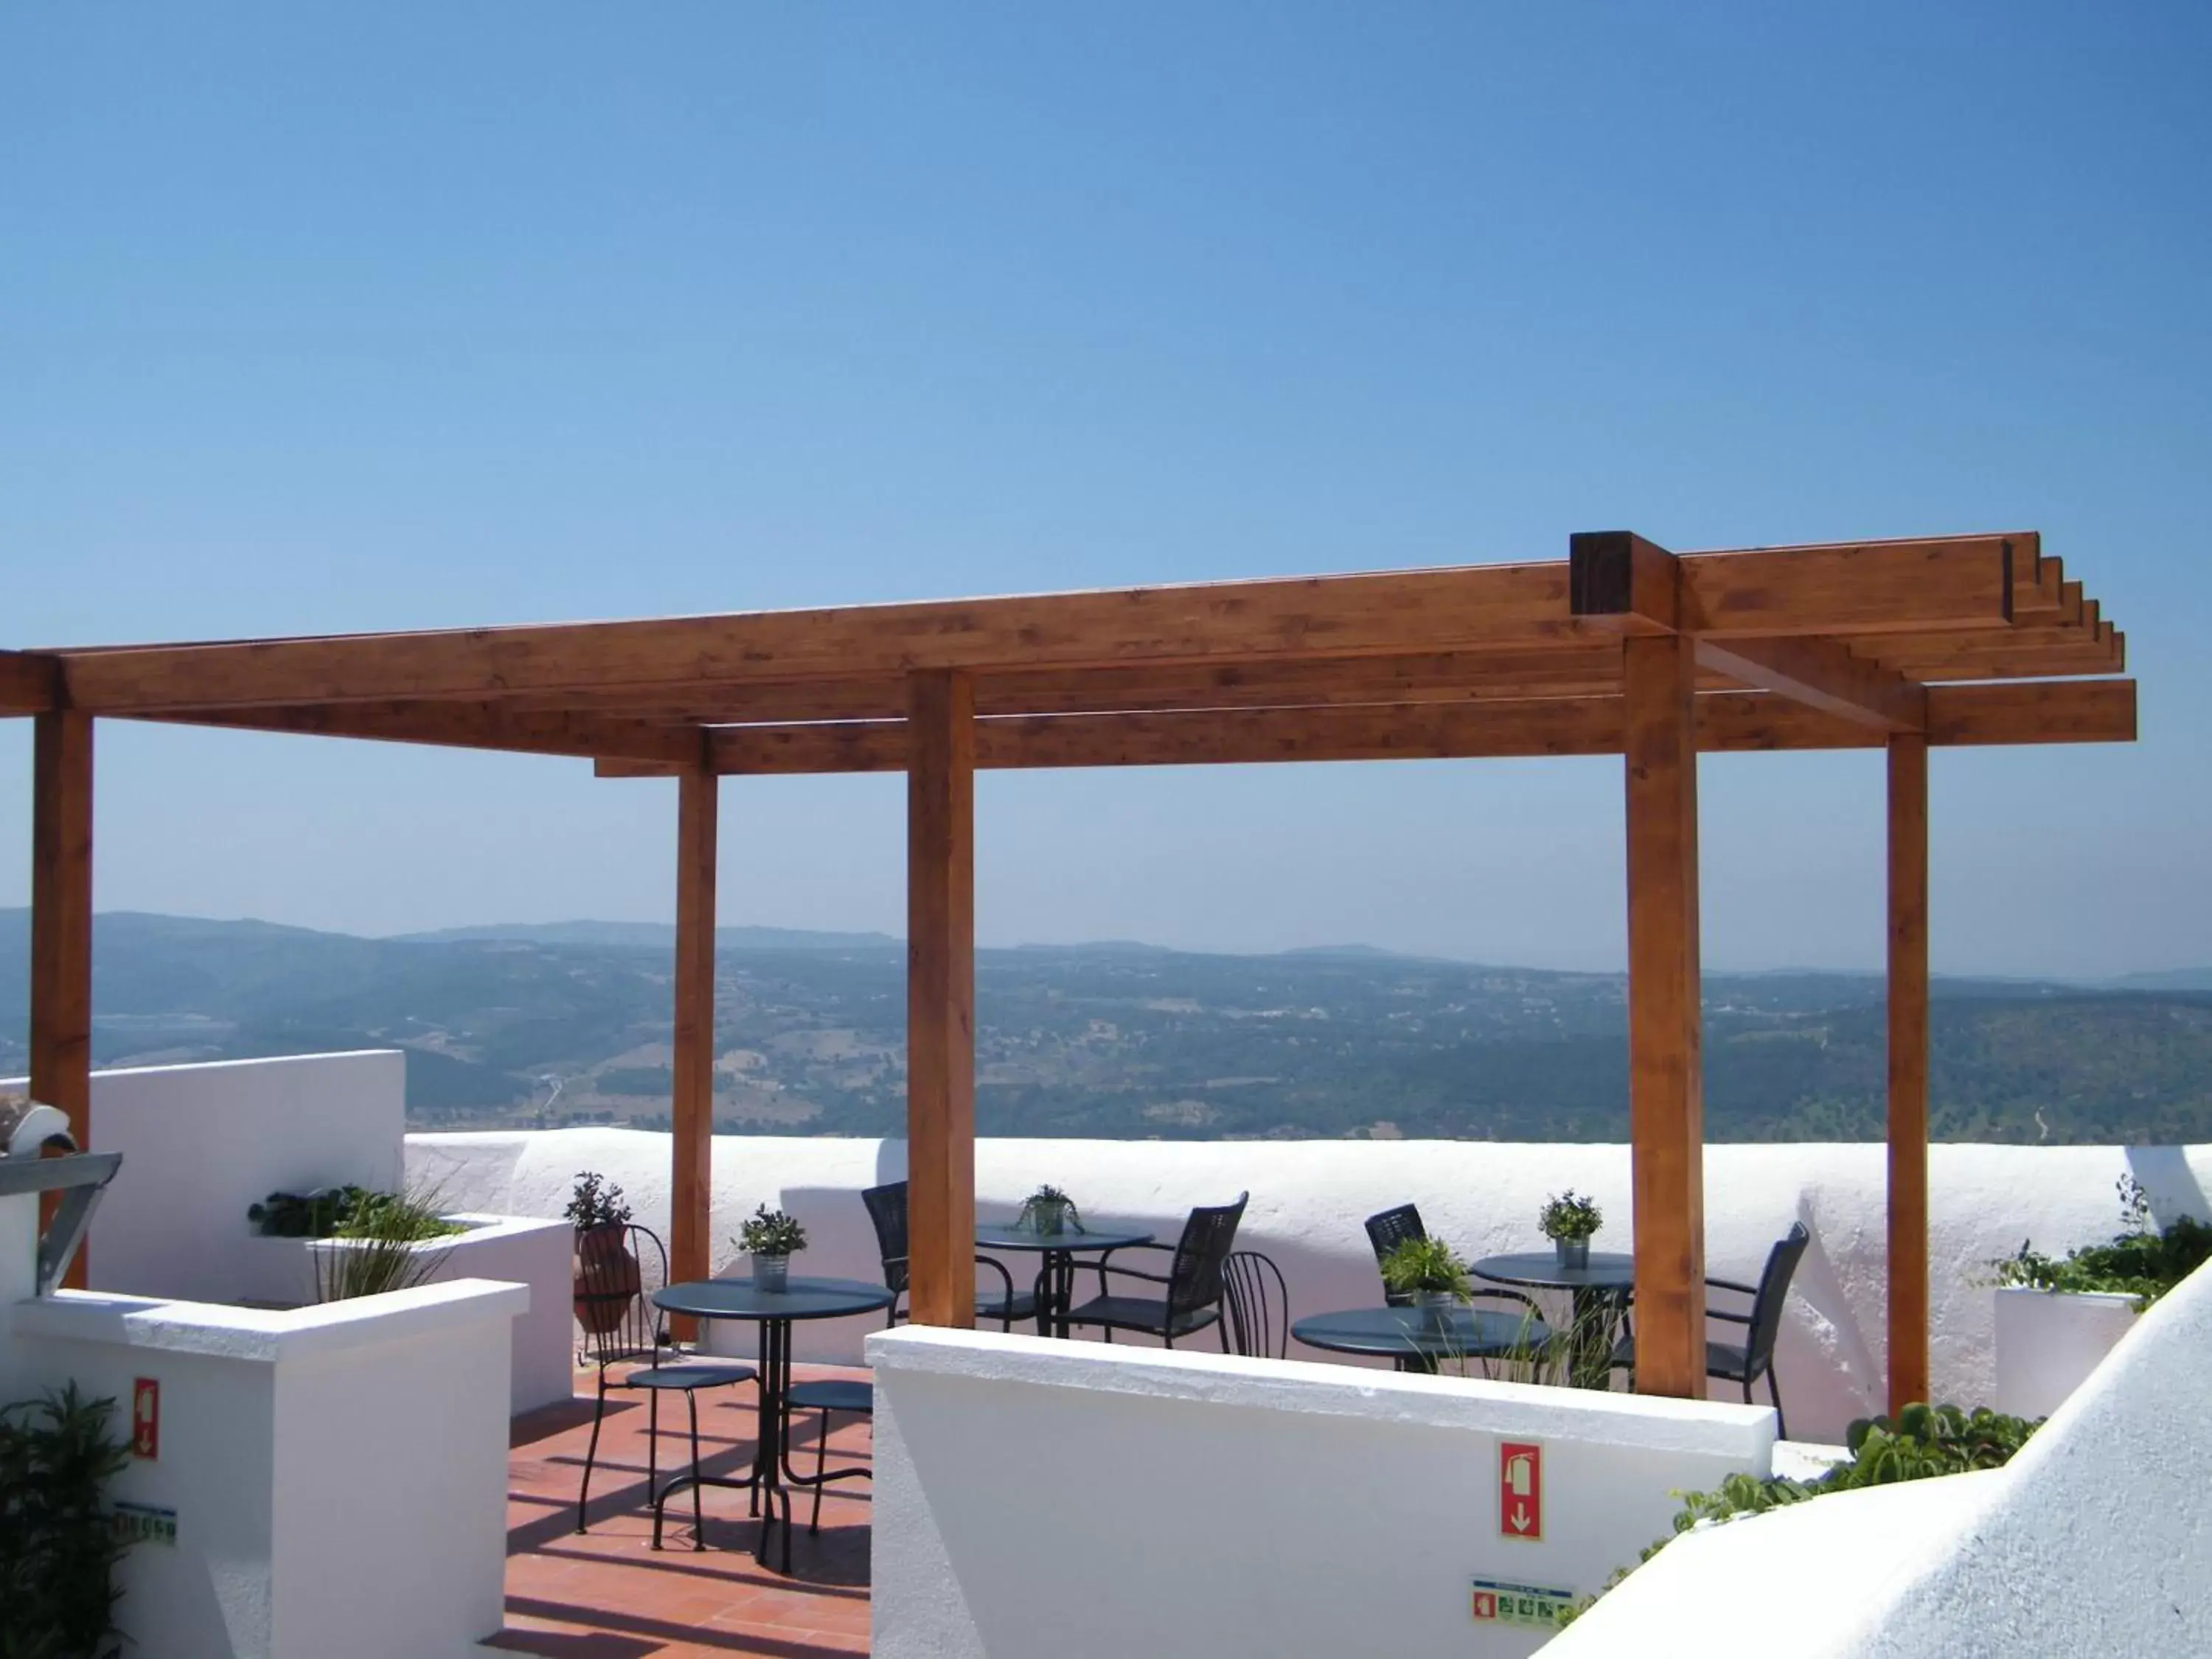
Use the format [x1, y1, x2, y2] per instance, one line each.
[2, 910, 2209, 1144]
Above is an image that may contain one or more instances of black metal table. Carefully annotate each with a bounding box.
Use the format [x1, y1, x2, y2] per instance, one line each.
[975, 1222, 1153, 1338]
[1293, 1304, 1554, 1374]
[1471, 1251, 1637, 1388]
[649, 1276, 894, 1570]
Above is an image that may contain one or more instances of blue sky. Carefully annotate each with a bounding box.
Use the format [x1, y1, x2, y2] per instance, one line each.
[2, 4, 2207, 975]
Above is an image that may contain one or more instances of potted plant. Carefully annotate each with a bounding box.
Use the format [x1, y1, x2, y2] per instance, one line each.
[737, 1204, 808, 1293]
[1016, 1183, 1083, 1237]
[566, 1171, 637, 1336]
[1986, 1175, 2211, 1416]
[1540, 1190, 1603, 1270]
[1380, 1236, 1472, 1320]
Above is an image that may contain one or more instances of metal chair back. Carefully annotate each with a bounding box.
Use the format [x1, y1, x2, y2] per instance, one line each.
[576, 1221, 671, 1370]
[1744, 1222, 1812, 1378]
[1221, 1249, 1289, 1357]
[1166, 1192, 1249, 1318]
[862, 1180, 911, 1298]
[1364, 1203, 1427, 1306]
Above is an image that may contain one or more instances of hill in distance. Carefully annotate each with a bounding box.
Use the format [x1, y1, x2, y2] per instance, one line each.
[2, 910, 2209, 1146]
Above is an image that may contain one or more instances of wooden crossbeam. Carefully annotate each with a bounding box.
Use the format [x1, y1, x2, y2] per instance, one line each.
[591, 678, 2135, 776]
[0, 650, 63, 714]
[1694, 636, 1926, 733]
[52, 538, 2025, 714]
[129, 701, 710, 765]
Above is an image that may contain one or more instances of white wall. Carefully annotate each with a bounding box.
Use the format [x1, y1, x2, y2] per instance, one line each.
[3, 1051, 405, 1304]
[869, 1326, 1775, 1658]
[1990, 1286, 2139, 1419]
[412, 1127, 2212, 1442]
[0, 1275, 524, 1659]
[1544, 1259, 2212, 1658]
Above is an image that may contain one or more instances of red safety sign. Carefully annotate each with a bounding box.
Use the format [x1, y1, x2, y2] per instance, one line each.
[1499, 1440, 1542, 1540]
[131, 1378, 159, 1461]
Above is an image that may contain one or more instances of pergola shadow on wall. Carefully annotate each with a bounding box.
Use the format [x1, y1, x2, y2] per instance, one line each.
[5, 530, 2135, 1408]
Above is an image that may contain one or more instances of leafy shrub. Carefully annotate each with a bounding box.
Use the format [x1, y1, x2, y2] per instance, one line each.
[0, 1385, 134, 1659]
[564, 1170, 633, 1231]
[248, 1183, 465, 1242]
[737, 1205, 807, 1256]
[1379, 1235, 1472, 1300]
[1986, 1175, 2211, 1310]
[1538, 1189, 1603, 1242]
[1559, 1402, 2040, 1627]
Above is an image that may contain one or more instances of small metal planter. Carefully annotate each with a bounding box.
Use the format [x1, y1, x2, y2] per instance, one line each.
[1554, 1237, 1590, 1272]
[751, 1252, 790, 1293]
[1414, 1289, 1459, 1328]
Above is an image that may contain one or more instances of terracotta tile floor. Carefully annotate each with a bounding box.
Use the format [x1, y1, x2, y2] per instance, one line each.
[491, 1366, 875, 1658]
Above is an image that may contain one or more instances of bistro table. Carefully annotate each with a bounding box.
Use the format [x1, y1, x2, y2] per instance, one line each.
[1470, 1251, 1637, 1388]
[649, 1276, 894, 1571]
[1292, 1304, 1555, 1375]
[975, 1222, 1153, 1338]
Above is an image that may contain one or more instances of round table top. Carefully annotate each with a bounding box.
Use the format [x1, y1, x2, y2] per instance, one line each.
[1293, 1304, 1553, 1360]
[653, 1276, 896, 1322]
[974, 1223, 1153, 1253]
[1471, 1251, 1638, 1292]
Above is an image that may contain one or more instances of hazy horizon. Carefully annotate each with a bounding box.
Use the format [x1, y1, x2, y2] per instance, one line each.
[4, 6, 2206, 981]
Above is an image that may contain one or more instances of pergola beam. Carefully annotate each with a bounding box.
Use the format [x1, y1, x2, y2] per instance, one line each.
[1, 650, 64, 714]
[127, 701, 709, 765]
[1694, 636, 1927, 734]
[588, 678, 2135, 777]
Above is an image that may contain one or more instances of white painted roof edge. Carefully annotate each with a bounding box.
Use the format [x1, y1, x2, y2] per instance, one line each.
[10, 1276, 529, 1364]
[868, 1324, 1775, 1455]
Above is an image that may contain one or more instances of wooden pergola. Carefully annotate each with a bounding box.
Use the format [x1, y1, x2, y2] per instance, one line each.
[6, 530, 2133, 1408]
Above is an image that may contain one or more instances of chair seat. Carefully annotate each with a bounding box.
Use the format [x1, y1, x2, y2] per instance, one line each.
[1063, 1295, 1220, 1339]
[788, 1378, 874, 1415]
[1608, 1336, 1753, 1382]
[619, 1361, 758, 1391]
[984, 1287, 1039, 1322]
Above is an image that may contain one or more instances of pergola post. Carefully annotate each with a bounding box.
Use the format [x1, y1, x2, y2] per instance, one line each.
[1623, 636, 1707, 1397]
[30, 712, 94, 1288]
[1886, 734, 1931, 1413]
[905, 669, 976, 1329]
[669, 763, 718, 1330]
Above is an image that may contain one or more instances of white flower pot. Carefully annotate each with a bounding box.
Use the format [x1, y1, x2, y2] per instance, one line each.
[1992, 1286, 2140, 1419]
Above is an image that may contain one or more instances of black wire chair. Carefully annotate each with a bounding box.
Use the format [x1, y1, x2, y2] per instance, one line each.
[782, 1183, 1038, 1535]
[1065, 1193, 1249, 1349]
[574, 1222, 759, 1534]
[1609, 1222, 1812, 1437]
[1221, 1248, 1290, 1358]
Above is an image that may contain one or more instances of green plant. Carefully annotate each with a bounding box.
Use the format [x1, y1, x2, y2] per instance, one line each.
[1559, 1401, 2040, 1627]
[314, 1183, 460, 1301]
[1379, 1235, 1472, 1300]
[564, 1171, 633, 1231]
[1016, 1184, 1084, 1234]
[737, 1205, 807, 1257]
[0, 1384, 135, 1658]
[1985, 1174, 2211, 1310]
[1539, 1189, 1603, 1242]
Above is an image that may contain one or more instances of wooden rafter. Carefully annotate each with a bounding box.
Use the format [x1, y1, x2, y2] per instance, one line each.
[126, 701, 710, 765]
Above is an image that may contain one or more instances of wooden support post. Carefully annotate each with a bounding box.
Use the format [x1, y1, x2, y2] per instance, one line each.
[1623, 636, 1707, 1397]
[31, 713, 94, 1288]
[906, 669, 977, 1328]
[669, 765, 718, 1333]
[1887, 734, 1931, 1414]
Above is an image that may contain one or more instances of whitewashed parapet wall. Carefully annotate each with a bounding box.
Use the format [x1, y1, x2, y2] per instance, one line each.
[411, 1127, 2212, 1442]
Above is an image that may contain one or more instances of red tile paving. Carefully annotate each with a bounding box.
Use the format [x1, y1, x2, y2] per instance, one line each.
[493, 1366, 874, 1658]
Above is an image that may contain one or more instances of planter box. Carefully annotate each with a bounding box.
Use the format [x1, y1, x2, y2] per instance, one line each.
[237, 1212, 574, 1414]
[1992, 1285, 2139, 1419]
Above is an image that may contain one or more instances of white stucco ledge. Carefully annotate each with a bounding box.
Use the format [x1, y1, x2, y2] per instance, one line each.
[10, 1277, 530, 1364]
[867, 1325, 1777, 1458]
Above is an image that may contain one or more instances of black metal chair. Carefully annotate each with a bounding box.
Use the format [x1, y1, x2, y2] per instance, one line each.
[1608, 1222, 1811, 1437]
[1364, 1203, 1429, 1307]
[1221, 1248, 1290, 1358]
[1064, 1193, 1249, 1348]
[574, 1222, 759, 1534]
[862, 1180, 1037, 1332]
[782, 1183, 1038, 1534]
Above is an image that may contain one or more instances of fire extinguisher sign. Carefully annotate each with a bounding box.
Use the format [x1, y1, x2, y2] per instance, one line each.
[1498, 1440, 1542, 1540]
